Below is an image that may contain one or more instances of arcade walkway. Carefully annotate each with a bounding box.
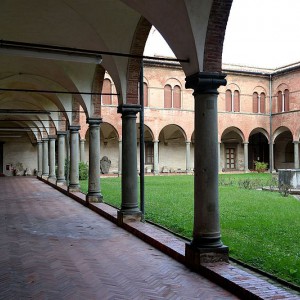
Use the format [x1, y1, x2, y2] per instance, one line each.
[0, 177, 237, 299]
[1, 177, 300, 299]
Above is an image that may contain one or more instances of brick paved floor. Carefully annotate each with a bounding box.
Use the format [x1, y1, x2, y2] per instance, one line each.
[0, 177, 238, 300]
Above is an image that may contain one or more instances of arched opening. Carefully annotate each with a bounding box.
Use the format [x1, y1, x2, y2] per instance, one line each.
[274, 129, 293, 170]
[248, 132, 269, 170]
[220, 127, 244, 171]
[158, 124, 186, 173]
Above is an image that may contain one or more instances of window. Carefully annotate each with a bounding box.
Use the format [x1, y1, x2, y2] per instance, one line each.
[143, 82, 148, 107]
[234, 90, 240, 112]
[225, 89, 240, 112]
[253, 92, 265, 113]
[145, 142, 154, 164]
[284, 89, 289, 112]
[225, 89, 232, 111]
[260, 92, 266, 113]
[277, 91, 283, 112]
[102, 79, 112, 105]
[164, 84, 172, 108]
[253, 92, 258, 113]
[173, 85, 181, 108]
[164, 84, 181, 109]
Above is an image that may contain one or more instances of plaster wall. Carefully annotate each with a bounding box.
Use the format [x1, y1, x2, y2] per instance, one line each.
[3, 141, 37, 176]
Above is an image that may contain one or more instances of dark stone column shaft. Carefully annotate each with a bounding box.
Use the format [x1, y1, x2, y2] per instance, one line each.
[86, 118, 103, 203]
[56, 132, 66, 184]
[68, 125, 80, 192]
[185, 72, 228, 264]
[117, 104, 141, 222]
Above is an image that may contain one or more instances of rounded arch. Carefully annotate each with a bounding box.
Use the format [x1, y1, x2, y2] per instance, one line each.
[273, 126, 293, 143]
[252, 85, 267, 94]
[165, 78, 183, 88]
[220, 126, 245, 143]
[137, 123, 154, 142]
[226, 83, 241, 92]
[249, 127, 269, 142]
[126, 17, 152, 104]
[159, 124, 187, 142]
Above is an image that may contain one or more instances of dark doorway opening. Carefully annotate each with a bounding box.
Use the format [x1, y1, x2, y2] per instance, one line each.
[248, 133, 269, 170]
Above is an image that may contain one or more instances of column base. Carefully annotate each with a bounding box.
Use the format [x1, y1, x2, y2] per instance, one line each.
[42, 174, 49, 179]
[47, 176, 57, 184]
[185, 243, 229, 270]
[68, 184, 80, 192]
[56, 179, 66, 186]
[117, 210, 142, 225]
[86, 193, 103, 203]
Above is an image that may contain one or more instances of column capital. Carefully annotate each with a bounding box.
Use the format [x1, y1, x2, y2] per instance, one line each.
[87, 117, 102, 126]
[42, 138, 49, 141]
[186, 140, 191, 144]
[117, 104, 141, 116]
[57, 131, 67, 136]
[68, 125, 81, 131]
[293, 140, 300, 144]
[185, 72, 227, 95]
[48, 135, 57, 140]
[36, 139, 42, 144]
[243, 142, 249, 145]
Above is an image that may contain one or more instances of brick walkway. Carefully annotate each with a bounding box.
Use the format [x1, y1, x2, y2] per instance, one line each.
[0, 177, 238, 300]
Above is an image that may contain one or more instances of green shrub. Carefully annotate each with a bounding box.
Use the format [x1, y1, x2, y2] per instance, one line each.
[79, 161, 88, 180]
[254, 161, 268, 173]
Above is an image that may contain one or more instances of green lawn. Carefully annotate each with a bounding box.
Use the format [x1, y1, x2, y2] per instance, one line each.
[80, 173, 300, 286]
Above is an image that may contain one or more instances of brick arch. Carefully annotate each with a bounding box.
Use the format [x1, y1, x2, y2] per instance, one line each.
[91, 65, 106, 118]
[126, 17, 152, 104]
[203, 0, 233, 72]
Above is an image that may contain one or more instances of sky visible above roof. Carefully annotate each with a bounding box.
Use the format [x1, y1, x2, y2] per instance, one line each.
[144, 0, 300, 69]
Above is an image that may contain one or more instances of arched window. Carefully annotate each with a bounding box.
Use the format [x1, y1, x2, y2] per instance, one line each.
[102, 79, 112, 105]
[234, 90, 240, 112]
[284, 89, 289, 112]
[164, 84, 172, 108]
[260, 92, 266, 113]
[277, 91, 283, 112]
[253, 92, 258, 113]
[225, 89, 232, 112]
[173, 85, 181, 109]
[143, 82, 148, 107]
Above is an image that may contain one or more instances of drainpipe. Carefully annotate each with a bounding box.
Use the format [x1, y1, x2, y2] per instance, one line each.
[269, 74, 273, 173]
[139, 60, 145, 222]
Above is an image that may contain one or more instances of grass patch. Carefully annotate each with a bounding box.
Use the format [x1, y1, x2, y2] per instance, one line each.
[80, 173, 300, 286]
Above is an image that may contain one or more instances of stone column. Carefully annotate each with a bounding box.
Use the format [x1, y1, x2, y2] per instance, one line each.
[118, 140, 122, 175]
[243, 142, 249, 172]
[48, 136, 56, 180]
[117, 104, 141, 223]
[153, 140, 159, 175]
[218, 142, 222, 172]
[86, 118, 103, 203]
[294, 141, 299, 169]
[68, 125, 80, 192]
[185, 72, 228, 268]
[56, 131, 66, 185]
[80, 139, 86, 162]
[186, 141, 191, 173]
[42, 138, 49, 177]
[37, 140, 43, 177]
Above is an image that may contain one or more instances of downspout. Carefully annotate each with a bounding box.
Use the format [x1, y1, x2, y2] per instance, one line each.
[269, 74, 273, 173]
[139, 60, 145, 222]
